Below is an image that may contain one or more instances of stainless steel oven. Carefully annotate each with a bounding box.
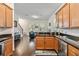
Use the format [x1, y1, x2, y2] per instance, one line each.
[0, 42, 4, 56]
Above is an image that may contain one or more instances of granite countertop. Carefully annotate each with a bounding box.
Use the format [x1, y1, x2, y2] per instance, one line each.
[35, 32, 55, 36]
[0, 34, 12, 42]
[55, 35, 79, 49]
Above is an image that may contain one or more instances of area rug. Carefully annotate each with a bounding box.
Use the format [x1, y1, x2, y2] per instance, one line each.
[34, 50, 57, 56]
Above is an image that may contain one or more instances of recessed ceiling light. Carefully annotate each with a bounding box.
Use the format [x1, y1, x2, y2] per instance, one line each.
[32, 15, 39, 19]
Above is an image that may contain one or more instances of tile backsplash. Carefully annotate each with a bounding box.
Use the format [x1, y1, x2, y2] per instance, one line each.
[61, 28, 79, 37]
[0, 28, 12, 35]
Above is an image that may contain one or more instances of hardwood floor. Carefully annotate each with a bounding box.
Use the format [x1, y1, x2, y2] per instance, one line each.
[13, 34, 58, 56]
[13, 34, 35, 56]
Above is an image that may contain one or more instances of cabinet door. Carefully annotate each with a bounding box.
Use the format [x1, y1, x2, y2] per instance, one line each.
[0, 4, 6, 27]
[6, 7, 12, 27]
[54, 38, 59, 52]
[56, 13, 59, 28]
[70, 4, 79, 28]
[4, 38, 13, 56]
[45, 37, 54, 49]
[58, 9, 63, 28]
[68, 45, 79, 56]
[35, 37, 44, 49]
[63, 4, 70, 28]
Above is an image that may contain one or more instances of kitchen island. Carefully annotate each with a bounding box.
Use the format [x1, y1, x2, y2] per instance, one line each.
[35, 32, 59, 54]
[35, 32, 79, 56]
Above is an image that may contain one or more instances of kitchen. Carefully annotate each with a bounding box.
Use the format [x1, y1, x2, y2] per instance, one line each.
[0, 3, 79, 56]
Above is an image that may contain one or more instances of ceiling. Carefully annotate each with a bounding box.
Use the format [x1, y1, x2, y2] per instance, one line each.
[14, 3, 61, 20]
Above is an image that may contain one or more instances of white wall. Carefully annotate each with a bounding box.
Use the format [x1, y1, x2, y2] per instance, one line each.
[18, 18, 29, 34]
[29, 19, 48, 32]
[14, 14, 48, 35]
[48, 14, 57, 32]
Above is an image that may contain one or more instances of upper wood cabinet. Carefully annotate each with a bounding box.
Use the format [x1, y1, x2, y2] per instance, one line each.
[56, 3, 79, 28]
[70, 4, 79, 28]
[0, 3, 12, 28]
[56, 13, 59, 28]
[58, 9, 63, 28]
[63, 4, 70, 28]
[0, 4, 6, 27]
[6, 6, 12, 27]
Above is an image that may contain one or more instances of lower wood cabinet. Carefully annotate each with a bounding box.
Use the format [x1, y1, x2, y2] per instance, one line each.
[35, 36, 59, 52]
[36, 37, 44, 49]
[45, 37, 54, 49]
[68, 45, 79, 56]
[54, 37, 59, 52]
[4, 38, 13, 56]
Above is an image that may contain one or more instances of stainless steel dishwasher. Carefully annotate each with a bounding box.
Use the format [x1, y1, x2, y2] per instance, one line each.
[58, 36, 67, 56]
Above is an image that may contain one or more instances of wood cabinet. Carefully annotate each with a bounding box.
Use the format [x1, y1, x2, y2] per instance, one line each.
[0, 4, 6, 27]
[56, 13, 59, 28]
[70, 4, 79, 28]
[36, 37, 44, 49]
[0, 3, 12, 28]
[45, 37, 54, 49]
[56, 3, 79, 28]
[63, 4, 70, 28]
[56, 4, 70, 28]
[36, 36, 59, 52]
[68, 45, 79, 56]
[58, 9, 63, 28]
[6, 6, 12, 27]
[54, 37, 59, 52]
[4, 38, 13, 56]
